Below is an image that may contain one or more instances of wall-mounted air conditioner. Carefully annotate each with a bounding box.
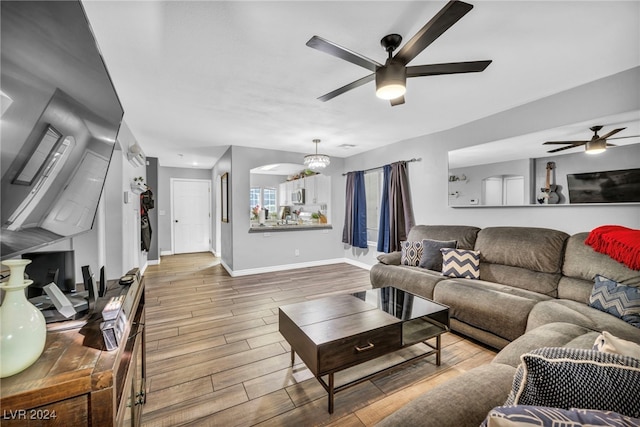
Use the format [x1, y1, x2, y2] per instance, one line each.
[127, 142, 146, 167]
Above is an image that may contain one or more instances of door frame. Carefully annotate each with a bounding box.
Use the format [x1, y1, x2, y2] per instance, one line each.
[170, 178, 212, 255]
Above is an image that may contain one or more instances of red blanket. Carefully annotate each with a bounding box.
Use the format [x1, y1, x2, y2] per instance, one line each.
[585, 225, 640, 271]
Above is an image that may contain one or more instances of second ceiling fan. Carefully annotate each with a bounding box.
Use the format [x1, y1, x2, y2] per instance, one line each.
[543, 125, 640, 154]
[306, 0, 492, 106]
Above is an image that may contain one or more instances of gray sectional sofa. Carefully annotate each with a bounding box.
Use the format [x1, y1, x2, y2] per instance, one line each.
[370, 225, 640, 426]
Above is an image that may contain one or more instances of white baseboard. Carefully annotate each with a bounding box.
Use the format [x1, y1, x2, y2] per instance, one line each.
[226, 258, 370, 277]
[147, 259, 160, 265]
[160, 250, 173, 256]
[344, 258, 373, 271]
[140, 262, 148, 275]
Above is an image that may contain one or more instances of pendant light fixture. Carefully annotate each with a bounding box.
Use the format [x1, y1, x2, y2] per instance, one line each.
[304, 139, 330, 170]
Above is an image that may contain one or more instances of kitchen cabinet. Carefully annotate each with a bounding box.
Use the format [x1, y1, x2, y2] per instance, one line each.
[308, 174, 331, 204]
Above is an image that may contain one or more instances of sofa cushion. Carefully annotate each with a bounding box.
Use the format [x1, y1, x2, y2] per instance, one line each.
[482, 405, 640, 427]
[559, 232, 640, 301]
[493, 322, 599, 368]
[376, 363, 516, 427]
[589, 275, 640, 328]
[418, 239, 456, 271]
[441, 248, 480, 279]
[505, 347, 640, 417]
[475, 227, 568, 274]
[527, 299, 640, 344]
[557, 232, 640, 303]
[474, 227, 568, 296]
[407, 225, 480, 250]
[434, 280, 551, 342]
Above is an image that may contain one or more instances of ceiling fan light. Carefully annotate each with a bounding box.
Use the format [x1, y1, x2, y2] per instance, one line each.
[375, 62, 406, 100]
[585, 138, 606, 155]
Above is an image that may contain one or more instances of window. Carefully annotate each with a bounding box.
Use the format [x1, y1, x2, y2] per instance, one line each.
[249, 186, 277, 219]
[263, 187, 276, 216]
[250, 187, 261, 212]
[364, 170, 384, 244]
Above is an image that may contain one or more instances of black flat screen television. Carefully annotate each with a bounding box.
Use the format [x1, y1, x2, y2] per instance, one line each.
[567, 168, 640, 204]
[22, 250, 76, 298]
[0, 1, 123, 259]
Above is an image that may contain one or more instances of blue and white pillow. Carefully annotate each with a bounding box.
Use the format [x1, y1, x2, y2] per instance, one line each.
[400, 241, 423, 266]
[505, 347, 640, 418]
[481, 405, 640, 427]
[589, 275, 640, 328]
[440, 248, 480, 279]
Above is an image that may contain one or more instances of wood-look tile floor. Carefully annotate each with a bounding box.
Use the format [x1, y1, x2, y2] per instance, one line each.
[142, 253, 496, 427]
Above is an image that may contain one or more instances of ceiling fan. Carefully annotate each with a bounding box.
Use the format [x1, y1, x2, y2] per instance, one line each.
[543, 125, 640, 154]
[306, 0, 492, 106]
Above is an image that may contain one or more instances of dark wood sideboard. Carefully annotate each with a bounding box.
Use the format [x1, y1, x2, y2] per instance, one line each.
[0, 271, 146, 426]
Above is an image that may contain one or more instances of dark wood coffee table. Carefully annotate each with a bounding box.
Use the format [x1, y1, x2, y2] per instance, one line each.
[278, 286, 449, 413]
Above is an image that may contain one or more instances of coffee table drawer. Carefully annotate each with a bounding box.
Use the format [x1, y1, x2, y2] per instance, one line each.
[317, 324, 402, 373]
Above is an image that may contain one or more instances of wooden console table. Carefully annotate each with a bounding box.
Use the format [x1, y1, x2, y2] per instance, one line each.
[0, 271, 146, 426]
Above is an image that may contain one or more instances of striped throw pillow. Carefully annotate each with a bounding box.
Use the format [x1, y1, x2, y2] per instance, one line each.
[440, 248, 480, 279]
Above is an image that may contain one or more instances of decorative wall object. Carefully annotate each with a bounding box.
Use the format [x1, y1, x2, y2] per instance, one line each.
[221, 172, 229, 223]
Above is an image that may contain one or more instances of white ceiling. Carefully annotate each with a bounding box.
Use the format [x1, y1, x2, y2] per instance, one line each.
[82, 1, 640, 169]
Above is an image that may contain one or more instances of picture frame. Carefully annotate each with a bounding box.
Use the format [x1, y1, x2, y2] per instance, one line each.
[221, 172, 229, 223]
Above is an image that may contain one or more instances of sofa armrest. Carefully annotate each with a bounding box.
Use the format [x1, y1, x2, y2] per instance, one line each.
[377, 251, 402, 265]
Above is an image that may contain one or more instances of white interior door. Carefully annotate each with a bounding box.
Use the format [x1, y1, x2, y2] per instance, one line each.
[482, 177, 503, 205]
[172, 179, 211, 254]
[504, 176, 525, 205]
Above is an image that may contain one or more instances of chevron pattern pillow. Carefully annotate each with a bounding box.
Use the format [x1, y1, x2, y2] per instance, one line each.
[589, 275, 640, 328]
[401, 241, 423, 266]
[440, 248, 480, 279]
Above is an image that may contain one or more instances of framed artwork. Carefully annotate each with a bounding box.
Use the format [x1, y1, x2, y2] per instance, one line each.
[221, 172, 229, 223]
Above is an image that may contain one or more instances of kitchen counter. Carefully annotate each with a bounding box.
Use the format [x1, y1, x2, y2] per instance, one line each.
[248, 223, 333, 233]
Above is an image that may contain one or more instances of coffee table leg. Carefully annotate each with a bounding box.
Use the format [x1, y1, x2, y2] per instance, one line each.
[436, 335, 441, 366]
[290, 348, 295, 366]
[328, 373, 334, 414]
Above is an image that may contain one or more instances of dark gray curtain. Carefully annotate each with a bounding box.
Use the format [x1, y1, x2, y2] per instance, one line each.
[376, 164, 392, 252]
[342, 171, 367, 248]
[387, 161, 414, 252]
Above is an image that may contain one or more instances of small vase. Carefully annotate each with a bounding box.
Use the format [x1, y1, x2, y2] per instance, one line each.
[0, 259, 47, 378]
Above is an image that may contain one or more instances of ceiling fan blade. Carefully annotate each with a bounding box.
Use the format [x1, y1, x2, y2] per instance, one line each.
[596, 127, 626, 141]
[317, 74, 375, 102]
[390, 96, 405, 106]
[547, 144, 583, 153]
[394, 0, 474, 66]
[543, 140, 588, 145]
[605, 143, 618, 147]
[406, 60, 492, 77]
[608, 134, 640, 140]
[306, 36, 382, 72]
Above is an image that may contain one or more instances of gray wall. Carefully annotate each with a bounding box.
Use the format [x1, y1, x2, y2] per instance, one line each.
[212, 147, 232, 268]
[343, 66, 640, 266]
[228, 145, 345, 273]
[157, 166, 212, 255]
